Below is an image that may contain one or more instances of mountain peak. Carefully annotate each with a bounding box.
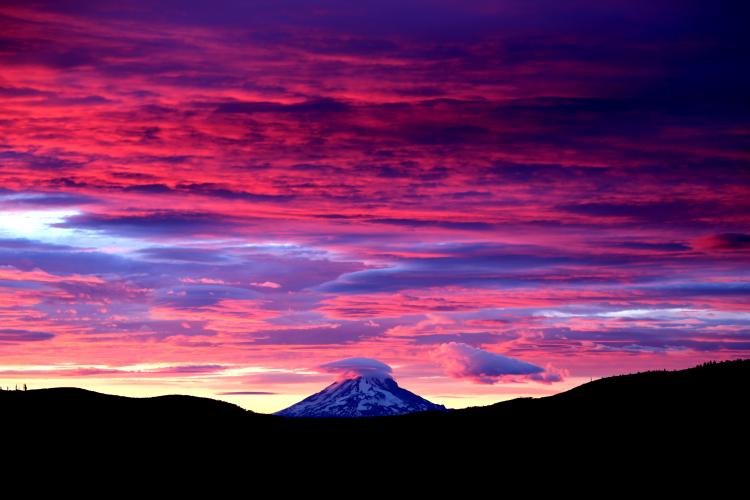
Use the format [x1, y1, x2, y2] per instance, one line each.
[276, 374, 446, 418]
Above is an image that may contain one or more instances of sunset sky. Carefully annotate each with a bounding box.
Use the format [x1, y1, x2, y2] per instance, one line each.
[1, 1, 748, 413]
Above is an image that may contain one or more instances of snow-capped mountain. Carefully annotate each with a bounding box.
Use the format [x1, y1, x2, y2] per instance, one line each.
[275, 375, 446, 418]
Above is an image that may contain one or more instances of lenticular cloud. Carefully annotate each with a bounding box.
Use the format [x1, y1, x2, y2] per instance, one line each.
[433, 342, 555, 384]
[318, 357, 393, 380]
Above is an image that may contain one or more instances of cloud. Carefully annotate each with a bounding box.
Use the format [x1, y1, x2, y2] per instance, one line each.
[319, 244, 576, 293]
[0, 0, 748, 400]
[175, 183, 295, 203]
[54, 211, 244, 237]
[412, 332, 510, 345]
[0, 363, 228, 377]
[246, 321, 386, 345]
[0, 151, 84, 171]
[137, 246, 229, 263]
[432, 342, 559, 384]
[607, 241, 691, 252]
[317, 357, 393, 380]
[214, 98, 350, 115]
[529, 364, 568, 383]
[367, 217, 494, 231]
[251, 281, 282, 288]
[0, 329, 55, 342]
[0, 191, 95, 208]
[693, 233, 750, 251]
[558, 200, 733, 224]
[147, 364, 226, 374]
[0, 266, 104, 284]
[216, 391, 277, 395]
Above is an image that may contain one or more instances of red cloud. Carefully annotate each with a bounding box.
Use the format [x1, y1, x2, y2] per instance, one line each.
[692, 233, 750, 251]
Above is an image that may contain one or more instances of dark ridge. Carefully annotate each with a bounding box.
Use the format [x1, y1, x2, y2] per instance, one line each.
[0, 386, 275, 415]
[2, 360, 748, 466]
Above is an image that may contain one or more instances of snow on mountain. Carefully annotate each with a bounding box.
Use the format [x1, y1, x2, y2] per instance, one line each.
[275, 374, 446, 418]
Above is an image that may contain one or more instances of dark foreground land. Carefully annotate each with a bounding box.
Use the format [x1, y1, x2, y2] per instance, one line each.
[2, 360, 748, 473]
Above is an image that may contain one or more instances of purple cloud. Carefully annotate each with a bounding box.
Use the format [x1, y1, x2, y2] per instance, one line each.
[432, 342, 559, 384]
[694, 233, 750, 251]
[0, 329, 55, 342]
[54, 211, 248, 237]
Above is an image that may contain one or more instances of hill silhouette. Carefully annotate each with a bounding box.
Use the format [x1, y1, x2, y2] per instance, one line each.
[1, 387, 263, 423]
[3, 360, 748, 467]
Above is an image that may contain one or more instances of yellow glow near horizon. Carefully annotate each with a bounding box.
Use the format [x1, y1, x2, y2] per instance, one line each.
[0, 375, 587, 414]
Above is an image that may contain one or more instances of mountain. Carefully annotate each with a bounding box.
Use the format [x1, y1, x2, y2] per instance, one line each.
[4, 361, 746, 484]
[3, 359, 748, 468]
[275, 375, 446, 417]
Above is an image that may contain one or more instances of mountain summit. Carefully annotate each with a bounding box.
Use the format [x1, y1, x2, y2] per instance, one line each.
[275, 374, 446, 418]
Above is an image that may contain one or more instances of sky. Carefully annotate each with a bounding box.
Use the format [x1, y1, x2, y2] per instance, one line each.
[0, 0, 748, 412]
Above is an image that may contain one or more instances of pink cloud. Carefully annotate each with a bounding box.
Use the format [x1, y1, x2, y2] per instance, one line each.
[251, 281, 282, 288]
[318, 357, 393, 380]
[432, 342, 565, 385]
[0, 266, 104, 285]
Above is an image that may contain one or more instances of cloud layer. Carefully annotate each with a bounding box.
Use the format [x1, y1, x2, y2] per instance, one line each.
[432, 342, 556, 384]
[0, 0, 748, 411]
[318, 358, 393, 380]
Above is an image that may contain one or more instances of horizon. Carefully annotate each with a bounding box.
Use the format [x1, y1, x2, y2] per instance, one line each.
[4, 358, 744, 415]
[1, 1, 748, 415]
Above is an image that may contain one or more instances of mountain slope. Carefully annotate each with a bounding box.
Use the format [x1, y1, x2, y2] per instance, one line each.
[2, 360, 748, 454]
[275, 375, 446, 417]
[459, 358, 750, 418]
[4, 361, 747, 478]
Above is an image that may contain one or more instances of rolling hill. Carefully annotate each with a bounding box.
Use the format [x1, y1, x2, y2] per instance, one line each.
[2, 359, 747, 463]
